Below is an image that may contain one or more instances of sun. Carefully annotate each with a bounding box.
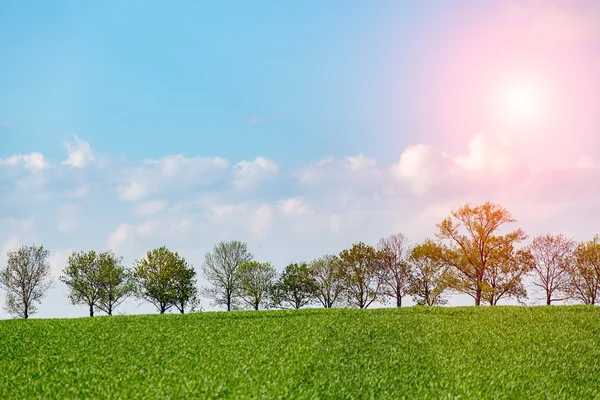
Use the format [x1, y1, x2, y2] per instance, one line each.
[495, 78, 549, 126]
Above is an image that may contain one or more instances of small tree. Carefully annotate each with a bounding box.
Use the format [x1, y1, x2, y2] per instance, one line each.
[202, 241, 253, 311]
[61, 250, 103, 317]
[339, 242, 384, 309]
[272, 262, 315, 309]
[133, 247, 195, 314]
[408, 240, 449, 306]
[565, 237, 600, 305]
[96, 251, 133, 316]
[0, 244, 53, 319]
[527, 234, 575, 305]
[377, 233, 412, 308]
[307, 254, 344, 308]
[173, 261, 200, 314]
[238, 261, 277, 310]
[480, 247, 533, 306]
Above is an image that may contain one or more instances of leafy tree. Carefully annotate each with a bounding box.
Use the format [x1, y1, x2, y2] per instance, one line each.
[437, 202, 527, 306]
[527, 234, 575, 305]
[173, 261, 200, 314]
[202, 241, 253, 311]
[339, 242, 384, 309]
[307, 254, 344, 308]
[377, 233, 412, 307]
[565, 237, 600, 305]
[408, 240, 449, 306]
[60, 250, 103, 317]
[133, 247, 196, 314]
[238, 261, 277, 310]
[480, 247, 533, 306]
[0, 244, 53, 319]
[96, 251, 133, 316]
[272, 262, 315, 309]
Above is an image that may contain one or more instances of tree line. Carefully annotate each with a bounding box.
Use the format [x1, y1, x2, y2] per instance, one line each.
[1, 202, 600, 319]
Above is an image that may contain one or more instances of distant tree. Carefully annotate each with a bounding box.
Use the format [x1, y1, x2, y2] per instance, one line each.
[339, 242, 384, 309]
[564, 237, 600, 305]
[307, 254, 344, 308]
[202, 241, 253, 311]
[133, 247, 195, 314]
[437, 202, 528, 306]
[96, 251, 134, 316]
[0, 244, 53, 319]
[272, 262, 315, 309]
[60, 250, 103, 317]
[172, 260, 200, 314]
[377, 233, 412, 308]
[408, 240, 449, 306]
[527, 234, 575, 305]
[238, 261, 277, 310]
[480, 247, 533, 306]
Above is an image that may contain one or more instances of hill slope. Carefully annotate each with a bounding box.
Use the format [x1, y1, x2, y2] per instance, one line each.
[1, 306, 599, 399]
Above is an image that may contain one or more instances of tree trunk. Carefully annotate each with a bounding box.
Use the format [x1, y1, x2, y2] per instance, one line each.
[89, 303, 94, 317]
[546, 293, 551, 306]
[24, 304, 28, 319]
[396, 295, 402, 308]
[475, 288, 482, 306]
[254, 303, 259, 311]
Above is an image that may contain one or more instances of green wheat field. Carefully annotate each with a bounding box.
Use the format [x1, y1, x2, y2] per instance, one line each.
[1, 306, 599, 399]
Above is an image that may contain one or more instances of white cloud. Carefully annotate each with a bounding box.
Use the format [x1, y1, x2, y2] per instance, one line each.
[134, 200, 168, 216]
[0, 152, 50, 172]
[117, 154, 229, 201]
[249, 204, 271, 236]
[233, 157, 278, 188]
[278, 198, 310, 215]
[48, 249, 73, 278]
[345, 154, 377, 172]
[107, 224, 135, 252]
[62, 135, 95, 168]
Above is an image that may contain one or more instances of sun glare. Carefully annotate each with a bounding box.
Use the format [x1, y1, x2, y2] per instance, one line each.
[494, 78, 549, 127]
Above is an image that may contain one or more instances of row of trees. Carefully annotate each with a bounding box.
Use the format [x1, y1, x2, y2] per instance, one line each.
[2, 202, 600, 319]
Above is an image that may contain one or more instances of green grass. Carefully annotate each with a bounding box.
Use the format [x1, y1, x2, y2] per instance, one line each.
[1, 306, 599, 399]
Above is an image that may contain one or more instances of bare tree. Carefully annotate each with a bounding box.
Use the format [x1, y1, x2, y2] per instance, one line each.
[527, 234, 575, 305]
[202, 241, 253, 311]
[377, 233, 412, 308]
[339, 242, 384, 309]
[437, 202, 528, 306]
[0, 244, 53, 319]
[307, 254, 344, 308]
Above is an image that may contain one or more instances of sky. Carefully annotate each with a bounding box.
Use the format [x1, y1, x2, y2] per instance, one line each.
[1, 0, 600, 318]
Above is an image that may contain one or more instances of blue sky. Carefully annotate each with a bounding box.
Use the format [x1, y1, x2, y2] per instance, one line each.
[1, 1, 451, 164]
[1, 1, 600, 318]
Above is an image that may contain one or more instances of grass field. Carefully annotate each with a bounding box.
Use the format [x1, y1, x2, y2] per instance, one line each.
[1, 306, 599, 399]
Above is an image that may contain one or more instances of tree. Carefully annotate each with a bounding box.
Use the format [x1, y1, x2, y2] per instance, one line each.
[202, 241, 253, 311]
[564, 237, 600, 305]
[0, 244, 53, 319]
[307, 254, 344, 308]
[480, 247, 533, 306]
[172, 261, 200, 314]
[96, 251, 133, 316]
[527, 234, 575, 305]
[437, 202, 528, 306]
[272, 262, 315, 309]
[408, 240, 449, 306]
[377, 233, 412, 308]
[339, 242, 384, 309]
[237, 261, 277, 310]
[60, 250, 103, 317]
[133, 247, 195, 314]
